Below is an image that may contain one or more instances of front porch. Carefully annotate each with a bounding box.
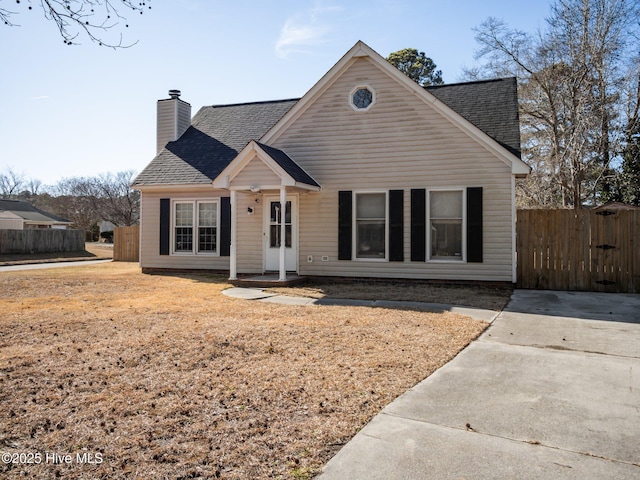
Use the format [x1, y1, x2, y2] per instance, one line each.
[213, 140, 321, 283]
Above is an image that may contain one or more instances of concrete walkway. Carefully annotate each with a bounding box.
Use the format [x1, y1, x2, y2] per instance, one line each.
[315, 290, 640, 479]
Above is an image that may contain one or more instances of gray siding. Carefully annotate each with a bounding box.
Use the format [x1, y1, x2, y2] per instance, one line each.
[156, 98, 191, 155]
[231, 157, 281, 188]
[141, 56, 518, 281]
[272, 57, 515, 281]
[140, 189, 266, 273]
[140, 188, 230, 271]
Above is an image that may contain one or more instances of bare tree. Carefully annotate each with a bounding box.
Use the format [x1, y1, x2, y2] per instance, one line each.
[49, 177, 102, 232]
[1, 0, 152, 47]
[89, 170, 140, 226]
[471, 0, 640, 208]
[53, 170, 139, 226]
[0, 168, 26, 198]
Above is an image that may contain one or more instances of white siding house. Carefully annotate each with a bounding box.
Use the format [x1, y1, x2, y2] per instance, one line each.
[133, 41, 529, 284]
[0, 199, 72, 230]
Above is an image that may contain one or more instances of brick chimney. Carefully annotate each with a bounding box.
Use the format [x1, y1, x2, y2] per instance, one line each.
[156, 89, 191, 155]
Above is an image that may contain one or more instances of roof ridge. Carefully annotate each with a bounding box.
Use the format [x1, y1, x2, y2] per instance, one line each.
[425, 77, 515, 89]
[208, 98, 300, 109]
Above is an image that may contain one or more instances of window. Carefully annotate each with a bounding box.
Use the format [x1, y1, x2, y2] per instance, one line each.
[197, 202, 217, 253]
[174, 202, 194, 252]
[173, 200, 218, 254]
[355, 192, 386, 259]
[269, 201, 292, 248]
[429, 190, 463, 260]
[350, 85, 376, 111]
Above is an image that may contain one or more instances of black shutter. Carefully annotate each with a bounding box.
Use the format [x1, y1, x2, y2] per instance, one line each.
[338, 191, 352, 260]
[159, 198, 170, 256]
[389, 190, 404, 261]
[220, 196, 231, 257]
[467, 187, 483, 263]
[410, 189, 426, 261]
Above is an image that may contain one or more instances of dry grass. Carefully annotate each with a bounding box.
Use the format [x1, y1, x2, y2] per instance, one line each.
[0, 263, 489, 479]
[269, 280, 512, 311]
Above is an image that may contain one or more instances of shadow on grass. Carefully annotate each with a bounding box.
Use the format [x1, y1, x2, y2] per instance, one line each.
[267, 278, 514, 311]
[145, 270, 231, 285]
[0, 250, 101, 266]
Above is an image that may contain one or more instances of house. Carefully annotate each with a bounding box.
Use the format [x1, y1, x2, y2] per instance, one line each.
[593, 201, 640, 211]
[0, 199, 72, 230]
[133, 41, 530, 284]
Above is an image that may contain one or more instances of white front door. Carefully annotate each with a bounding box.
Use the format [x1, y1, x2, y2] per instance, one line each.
[265, 195, 298, 272]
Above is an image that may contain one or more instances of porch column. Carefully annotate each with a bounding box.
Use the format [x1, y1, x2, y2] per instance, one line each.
[229, 190, 237, 281]
[279, 187, 287, 281]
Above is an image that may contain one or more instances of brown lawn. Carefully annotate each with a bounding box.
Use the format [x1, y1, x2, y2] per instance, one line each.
[0, 263, 493, 479]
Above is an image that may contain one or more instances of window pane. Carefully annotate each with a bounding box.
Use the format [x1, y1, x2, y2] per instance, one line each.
[175, 203, 193, 226]
[270, 225, 292, 248]
[357, 221, 385, 258]
[355, 193, 386, 259]
[175, 227, 193, 252]
[356, 193, 385, 219]
[430, 191, 462, 219]
[284, 202, 291, 224]
[431, 221, 462, 259]
[270, 201, 291, 224]
[198, 227, 217, 252]
[198, 202, 216, 227]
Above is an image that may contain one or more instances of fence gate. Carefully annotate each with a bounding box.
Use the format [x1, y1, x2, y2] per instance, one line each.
[516, 209, 640, 293]
[113, 225, 140, 262]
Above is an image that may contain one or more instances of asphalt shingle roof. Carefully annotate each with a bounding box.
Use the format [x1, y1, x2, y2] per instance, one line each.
[133, 78, 521, 186]
[255, 142, 320, 188]
[426, 77, 521, 158]
[133, 99, 299, 186]
[0, 199, 71, 223]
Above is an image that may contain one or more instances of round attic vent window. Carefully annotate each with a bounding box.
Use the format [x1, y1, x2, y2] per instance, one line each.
[352, 87, 373, 110]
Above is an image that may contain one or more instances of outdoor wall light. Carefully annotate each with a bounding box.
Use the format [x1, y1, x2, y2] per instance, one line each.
[247, 207, 254, 215]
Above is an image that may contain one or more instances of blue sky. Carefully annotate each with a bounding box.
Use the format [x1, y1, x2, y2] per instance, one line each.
[0, 0, 552, 186]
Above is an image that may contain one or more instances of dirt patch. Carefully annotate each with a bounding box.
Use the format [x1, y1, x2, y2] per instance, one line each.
[268, 280, 512, 311]
[0, 263, 488, 479]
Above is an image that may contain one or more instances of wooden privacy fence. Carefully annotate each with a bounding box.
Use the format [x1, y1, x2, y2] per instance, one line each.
[0, 229, 84, 254]
[113, 225, 140, 262]
[517, 209, 640, 293]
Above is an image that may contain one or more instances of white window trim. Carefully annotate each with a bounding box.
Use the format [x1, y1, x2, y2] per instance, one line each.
[349, 84, 376, 112]
[352, 190, 389, 262]
[427, 188, 467, 263]
[171, 199, 220, 256]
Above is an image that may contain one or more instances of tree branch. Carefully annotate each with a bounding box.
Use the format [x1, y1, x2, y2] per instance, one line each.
[2, 0, 151, 48]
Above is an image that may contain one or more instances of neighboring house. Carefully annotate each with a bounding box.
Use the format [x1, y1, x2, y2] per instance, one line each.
[133, 41, 530, 283]
[593, 201, 640, 211]
[0, 199, 72, 230]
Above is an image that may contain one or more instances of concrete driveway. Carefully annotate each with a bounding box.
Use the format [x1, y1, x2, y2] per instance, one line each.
[318, 290, 640, 479]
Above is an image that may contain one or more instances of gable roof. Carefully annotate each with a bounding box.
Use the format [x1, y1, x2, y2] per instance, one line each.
[262, 41, 529, 176]
[254, 142, 320, 188]
[133, 99, 299, 186]
[426, 78, 521, 158]
[134, 41, 529, 187]
[213, 140, 320, 191]
[0, 199, 71, 224]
